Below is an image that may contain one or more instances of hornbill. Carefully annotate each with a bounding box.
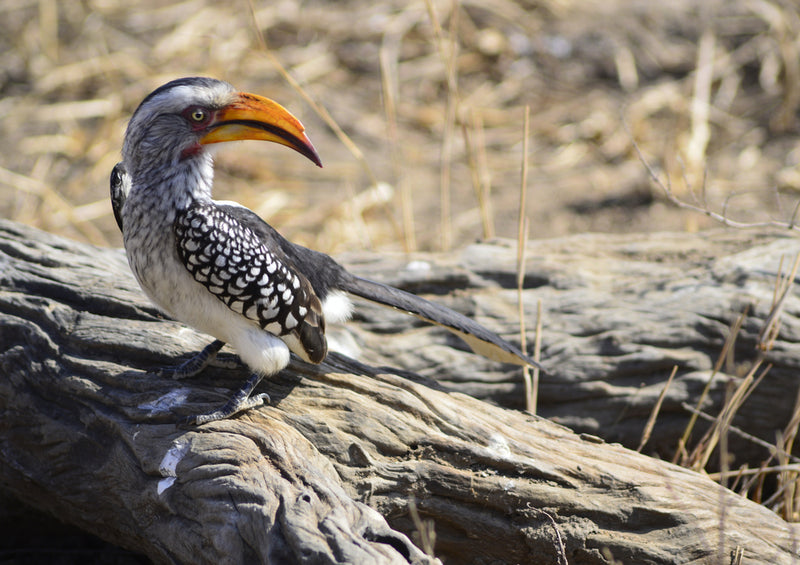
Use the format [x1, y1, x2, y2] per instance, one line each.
[113, 76, 544, 424]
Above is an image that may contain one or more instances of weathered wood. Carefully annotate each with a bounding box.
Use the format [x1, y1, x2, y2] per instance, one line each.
[343, 230, 800, 466]
[1, 219, 798, 564]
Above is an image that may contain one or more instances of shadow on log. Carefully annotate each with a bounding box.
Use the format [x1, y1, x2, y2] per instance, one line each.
[1, 219, 799, 564]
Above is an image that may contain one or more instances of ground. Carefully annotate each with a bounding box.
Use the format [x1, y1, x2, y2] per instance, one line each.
[1, 0, 800, 562]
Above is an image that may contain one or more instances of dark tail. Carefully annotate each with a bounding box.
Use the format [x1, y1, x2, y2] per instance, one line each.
[339, 275, 546, 371]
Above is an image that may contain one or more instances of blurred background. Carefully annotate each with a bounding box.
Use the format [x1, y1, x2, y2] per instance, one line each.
[3, 0, 800, 256]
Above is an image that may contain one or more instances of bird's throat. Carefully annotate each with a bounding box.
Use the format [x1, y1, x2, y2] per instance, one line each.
[180, 143, 203, 160]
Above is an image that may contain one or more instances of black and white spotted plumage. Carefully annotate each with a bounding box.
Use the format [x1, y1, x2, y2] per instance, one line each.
[115, 77, 545, 424]
[110, 162, 128, 232]
[174, 202, 326, 363]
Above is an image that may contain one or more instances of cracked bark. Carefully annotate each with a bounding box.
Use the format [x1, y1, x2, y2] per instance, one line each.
[1, 219, 798, 564]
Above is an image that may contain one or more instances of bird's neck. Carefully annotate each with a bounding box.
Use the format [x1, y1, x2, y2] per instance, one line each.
[128, 152, 215, 213]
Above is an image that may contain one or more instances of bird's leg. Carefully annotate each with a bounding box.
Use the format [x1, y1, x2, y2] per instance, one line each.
[156, 339, 227, 380]
[187, 372, 270, 425]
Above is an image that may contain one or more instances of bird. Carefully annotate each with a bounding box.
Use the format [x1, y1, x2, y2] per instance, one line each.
[114, 76, 544, 424]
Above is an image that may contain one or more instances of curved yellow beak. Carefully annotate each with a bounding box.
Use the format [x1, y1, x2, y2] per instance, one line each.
[200, 92, 322, 167]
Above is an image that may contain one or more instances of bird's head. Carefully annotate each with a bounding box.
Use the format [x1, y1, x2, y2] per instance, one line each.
[122, 77, 321, 178]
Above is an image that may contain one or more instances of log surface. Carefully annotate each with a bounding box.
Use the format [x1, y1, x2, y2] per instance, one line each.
[345, 229, 800, 465]
[1, 219, 798, 564]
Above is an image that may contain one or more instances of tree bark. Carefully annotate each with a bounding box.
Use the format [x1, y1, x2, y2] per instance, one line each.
[0, 219, 798, 564]
[344, 229, 800, 466]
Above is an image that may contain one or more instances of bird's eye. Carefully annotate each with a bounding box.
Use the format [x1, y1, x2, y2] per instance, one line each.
[184, 106, 210, 124]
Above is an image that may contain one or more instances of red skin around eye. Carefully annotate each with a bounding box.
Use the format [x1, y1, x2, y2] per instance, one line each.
[179, 107, 217, 159]
[181, 107, 215, 130]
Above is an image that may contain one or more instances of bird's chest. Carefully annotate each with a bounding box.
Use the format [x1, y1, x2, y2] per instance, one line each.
[122, 196, 193, 312]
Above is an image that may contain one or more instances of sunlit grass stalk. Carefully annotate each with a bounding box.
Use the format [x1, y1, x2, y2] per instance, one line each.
[462, 110, 494, 240]
[517, 105, 536, 413]
[674, 306, 748, 466]
[379, 40, 416, 252]
[638, 366, 678, 452]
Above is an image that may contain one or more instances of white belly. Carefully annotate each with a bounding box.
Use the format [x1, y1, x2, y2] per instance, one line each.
[123, 213, 291, 376]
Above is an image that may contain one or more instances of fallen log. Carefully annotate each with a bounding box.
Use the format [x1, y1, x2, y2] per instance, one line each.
[0, 219, 798, 564]
[344, 229, 800, 467]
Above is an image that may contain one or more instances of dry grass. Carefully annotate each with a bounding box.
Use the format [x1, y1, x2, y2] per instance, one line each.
[669, 252, 800, 523]
[3, 0, 800, 254]
[4, 0, 800, 536]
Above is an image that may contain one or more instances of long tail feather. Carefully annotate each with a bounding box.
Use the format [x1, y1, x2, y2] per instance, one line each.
[340, 275, 546, 371]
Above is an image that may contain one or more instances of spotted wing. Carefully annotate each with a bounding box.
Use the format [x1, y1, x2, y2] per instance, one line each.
[173, 202, 326, 363]
[110, 162, 129, 233]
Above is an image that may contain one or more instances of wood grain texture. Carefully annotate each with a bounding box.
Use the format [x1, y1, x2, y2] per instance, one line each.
[1, 219, 798, 564]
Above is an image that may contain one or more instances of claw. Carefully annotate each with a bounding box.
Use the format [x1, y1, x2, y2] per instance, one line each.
[185, 372, 269, 425]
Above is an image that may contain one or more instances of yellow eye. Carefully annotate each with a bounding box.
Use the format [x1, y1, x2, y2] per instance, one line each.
[190, 108, 207, 122]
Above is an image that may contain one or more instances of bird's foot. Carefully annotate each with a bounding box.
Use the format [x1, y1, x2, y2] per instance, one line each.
[156, 339, 226, 380]
[183, 372, 269, 425]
